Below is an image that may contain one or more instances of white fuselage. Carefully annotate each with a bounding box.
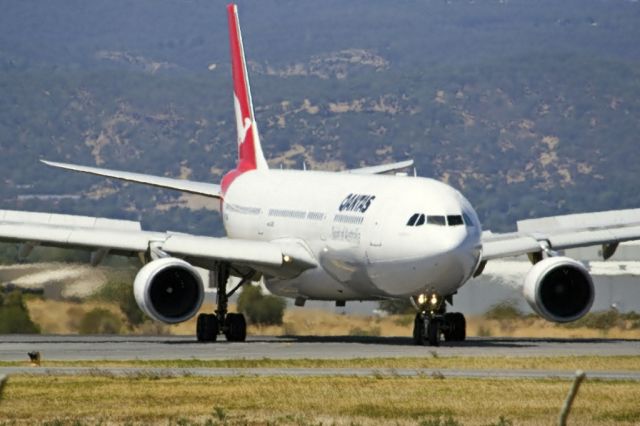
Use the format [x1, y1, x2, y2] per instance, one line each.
[222, 169, 482, 301]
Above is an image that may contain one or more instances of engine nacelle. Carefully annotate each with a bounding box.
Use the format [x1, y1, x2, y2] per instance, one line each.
[523, 256, 594, 323]
[133, 257, 204, 324]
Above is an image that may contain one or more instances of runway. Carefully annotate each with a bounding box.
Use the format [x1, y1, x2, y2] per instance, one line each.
[1, 335, 639, 360]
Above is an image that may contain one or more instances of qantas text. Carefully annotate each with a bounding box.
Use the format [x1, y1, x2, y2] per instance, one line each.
[339, 193, 376, 213]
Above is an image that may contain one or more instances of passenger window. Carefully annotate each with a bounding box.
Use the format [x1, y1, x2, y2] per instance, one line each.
[447, 215, 464, 226]
[406, 213, 419, 226]
[427, 215, 446, 226]
[463, 213, 474, 227]
[416, 214, 426, 226]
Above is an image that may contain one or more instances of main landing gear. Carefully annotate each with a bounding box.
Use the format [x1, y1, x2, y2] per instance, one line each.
[196, 263, 248, 342]
[412, 294, 466, 346]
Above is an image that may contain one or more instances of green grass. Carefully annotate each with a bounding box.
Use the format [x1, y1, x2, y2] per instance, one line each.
[1, 355, 639, 371]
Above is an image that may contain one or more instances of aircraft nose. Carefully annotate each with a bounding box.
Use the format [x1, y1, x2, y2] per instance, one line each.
[430, 225, 480, 278]
[437, 226, 469, 253]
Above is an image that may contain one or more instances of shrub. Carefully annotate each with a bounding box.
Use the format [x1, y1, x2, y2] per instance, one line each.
[0, 291, 40, 334]
[393, 314, 414, 327]
[378, 299, 413, 315]
[348, 326, 381, 337]
[237, 285, 286, 325]
[96, 280, 146, 327]
[477, 325, 493, 337]
[79, 308, 122, 334]
[562, 309, 622, 330]
[484, 300, 523, 320]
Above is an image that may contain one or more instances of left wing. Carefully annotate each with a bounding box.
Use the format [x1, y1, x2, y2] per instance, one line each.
[482, 208, 640, 261]
[41, 160, 222, 198]
[0, 209, 316, 276]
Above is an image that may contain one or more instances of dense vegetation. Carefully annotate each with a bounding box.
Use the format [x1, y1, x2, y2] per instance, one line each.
[0, 291, 40, 334]
[237, 284, 286, 326]
[1, 0, 639, 236]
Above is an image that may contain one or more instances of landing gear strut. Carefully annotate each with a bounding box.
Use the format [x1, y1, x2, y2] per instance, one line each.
[412, 295, 466, 346]
[196, 263, 249, 342]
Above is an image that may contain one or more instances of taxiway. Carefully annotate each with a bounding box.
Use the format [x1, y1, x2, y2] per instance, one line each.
[1, 335, 638, 380]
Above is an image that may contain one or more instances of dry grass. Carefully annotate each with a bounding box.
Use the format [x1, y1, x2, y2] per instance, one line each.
[240, 307, 640, 340]
[25, 299, 640, 340]
[0, 375, 638, 425]
[26, 298, 125, 334]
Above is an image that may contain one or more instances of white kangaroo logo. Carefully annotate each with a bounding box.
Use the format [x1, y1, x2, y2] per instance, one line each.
[240, 117, 252, 145]
[234, 94, 253, 146]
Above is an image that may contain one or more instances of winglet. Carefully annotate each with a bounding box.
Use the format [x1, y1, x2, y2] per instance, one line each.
[227, 3, 268, 173]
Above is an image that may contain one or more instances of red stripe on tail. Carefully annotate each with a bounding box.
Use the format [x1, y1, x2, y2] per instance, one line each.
[222, 4, 267, 194]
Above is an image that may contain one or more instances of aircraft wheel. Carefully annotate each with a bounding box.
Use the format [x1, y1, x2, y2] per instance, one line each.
[413, 313, 426, 345]
[427, 318, 440, 347]
[224, 313, 247, 342]
[452, 312, 466, 341]
[443, 313, 454, 341]
[196, 313, 218, 342]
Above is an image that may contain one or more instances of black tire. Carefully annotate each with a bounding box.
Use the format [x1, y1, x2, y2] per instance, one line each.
[453, 312, 466, 341]
[427, 319, 440, 346]
[413, 313, 426, 345]
[196, 313, 206, 341]
[443, 312, 455, 341]
[197, 313, 218, 342]
[224, 313, 247, 342]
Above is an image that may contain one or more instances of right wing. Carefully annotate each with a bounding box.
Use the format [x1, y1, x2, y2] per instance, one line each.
[41, 160, 221, 198]
[0, 209, 316, 277]
[482, 208, 640, 261]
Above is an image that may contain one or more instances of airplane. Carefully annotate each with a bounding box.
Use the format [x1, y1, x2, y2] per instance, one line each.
[2, 3, 640, 346]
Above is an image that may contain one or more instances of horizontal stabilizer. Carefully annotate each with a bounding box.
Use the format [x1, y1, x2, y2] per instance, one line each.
[41, 160, 221, 198]
[345, 159, 414, 175]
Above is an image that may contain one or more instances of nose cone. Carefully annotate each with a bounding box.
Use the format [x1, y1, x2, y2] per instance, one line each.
[427, 225, 481, 289]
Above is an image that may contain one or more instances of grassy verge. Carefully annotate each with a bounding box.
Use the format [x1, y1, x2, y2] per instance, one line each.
[24, 298, 640, 339]
[1, 355, 639, 371]
[0, 375, 638, 425]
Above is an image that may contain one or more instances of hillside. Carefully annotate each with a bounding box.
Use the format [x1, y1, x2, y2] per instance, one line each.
[1, 0, 640, 236]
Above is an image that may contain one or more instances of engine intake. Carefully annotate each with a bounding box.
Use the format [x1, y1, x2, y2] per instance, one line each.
[133, 257, 204, 324]
[523, 256, 594, 323]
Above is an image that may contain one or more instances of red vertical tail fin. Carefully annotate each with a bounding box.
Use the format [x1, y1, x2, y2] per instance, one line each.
[227, 3, 268, 174]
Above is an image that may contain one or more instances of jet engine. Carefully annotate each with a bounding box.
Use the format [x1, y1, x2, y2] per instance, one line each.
[523, 256, 594, 323]
[133, 257, 205, 324]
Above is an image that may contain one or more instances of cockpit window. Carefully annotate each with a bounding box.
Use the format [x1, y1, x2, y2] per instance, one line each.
[406, 213, 419, 226]
[447, 215, 464, 226]
[416, 214, 426, 226]
[462, 213, 474, 227]
[427, 215, 446, 226]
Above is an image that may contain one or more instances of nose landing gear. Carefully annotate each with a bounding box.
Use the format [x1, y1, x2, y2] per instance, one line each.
[413, 312, 442, 346]
[412, 293, 466, 346]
